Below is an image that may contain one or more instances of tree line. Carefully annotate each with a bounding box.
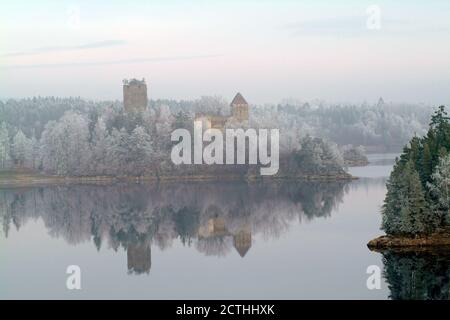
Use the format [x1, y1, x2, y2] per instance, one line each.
[0, 96, 348, 177]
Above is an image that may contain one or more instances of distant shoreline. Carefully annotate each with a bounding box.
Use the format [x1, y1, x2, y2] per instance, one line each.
[0, 171, 356, 188]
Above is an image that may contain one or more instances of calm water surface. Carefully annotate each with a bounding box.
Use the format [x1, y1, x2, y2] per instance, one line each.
[1, 153, 449, 299]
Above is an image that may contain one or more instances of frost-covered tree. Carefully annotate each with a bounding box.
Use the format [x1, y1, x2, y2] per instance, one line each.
[11, 129, 31, 167]
[0, 122, 11, 169]
[91, 118, 109, 174]
[107, 128, 130, 174]
[382, 160, 404, 235]
[151, 105, 174, 174]
[401, 162, 428, 235]
[28, 134, 40, 170]
[382, 106, 449, 236]
[40, 112, 91, 175]
[427, 154, 450, 226]
[383, 160, 429, 236]
[129, 126, 153, 175]
[192, 96, 229, 116]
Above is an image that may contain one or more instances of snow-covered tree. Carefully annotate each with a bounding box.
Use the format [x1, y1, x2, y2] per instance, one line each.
[192, 96, 229, 116]
[28, 134, 40, 170]
[427, 154, 450, 226]
[40, 112, 91, 175]
[107, 128, 131, 174]
[91, 118, 109, 174]
[383, 160, 429, 236]
[0, 122, 11, 169]
[11, 129, 31, 167]
[129, 126, 153, 175]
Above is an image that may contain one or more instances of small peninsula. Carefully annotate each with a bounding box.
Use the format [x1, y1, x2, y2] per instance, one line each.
[368, 106, 450, 250]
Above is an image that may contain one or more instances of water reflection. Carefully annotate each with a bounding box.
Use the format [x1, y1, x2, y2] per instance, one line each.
[2, 171, 449, 299]
[0, 181, 347, 275]
[381, 250, 450, 300]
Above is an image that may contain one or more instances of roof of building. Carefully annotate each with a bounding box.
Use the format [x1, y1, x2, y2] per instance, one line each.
[230, 92, 248, 106]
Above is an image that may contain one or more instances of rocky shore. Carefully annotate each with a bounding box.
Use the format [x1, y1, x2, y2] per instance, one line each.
[367, 228, 450, 252]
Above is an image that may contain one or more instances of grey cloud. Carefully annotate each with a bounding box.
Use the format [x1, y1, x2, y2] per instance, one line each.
[0, 40, 127, 57]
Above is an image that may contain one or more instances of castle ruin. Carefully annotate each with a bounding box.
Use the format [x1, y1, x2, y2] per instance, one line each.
[123, 78, 148, 112]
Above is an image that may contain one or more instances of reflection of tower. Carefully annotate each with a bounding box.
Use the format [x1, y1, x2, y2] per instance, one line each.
[123, 78, 148, 112]
[233, 229, 252, 257]
[127, 242, 151, 274]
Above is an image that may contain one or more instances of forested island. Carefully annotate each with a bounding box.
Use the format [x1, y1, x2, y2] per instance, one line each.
[0, 96, 434, 184]
[368, 106, 450, 250]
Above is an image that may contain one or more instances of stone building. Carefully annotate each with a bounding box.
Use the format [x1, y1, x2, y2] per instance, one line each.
[195, 92, 249, 130]
[123, 78, 148, 112]
[230, 92, 249, 122]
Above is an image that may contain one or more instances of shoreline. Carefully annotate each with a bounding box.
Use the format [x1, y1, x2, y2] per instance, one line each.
[0, 171, 356, 188]
[344, 159, 369, 167]
[367, 229, 450, 252]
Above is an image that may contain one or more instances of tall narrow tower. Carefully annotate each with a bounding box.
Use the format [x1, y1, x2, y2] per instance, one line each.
[123, 78, 148, 112]
[231, 92, 249, 122]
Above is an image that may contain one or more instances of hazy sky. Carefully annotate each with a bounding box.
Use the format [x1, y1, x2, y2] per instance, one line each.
[1, 0, 449, 104]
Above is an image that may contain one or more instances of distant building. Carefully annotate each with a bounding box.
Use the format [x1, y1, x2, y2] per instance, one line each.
[123, 78, 148, 112]
[231, 92, 249, 122]
[194, 114, 228, 130]
[195, 92, 249, 130]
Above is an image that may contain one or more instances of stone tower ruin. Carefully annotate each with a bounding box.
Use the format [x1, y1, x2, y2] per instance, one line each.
[123, 78, 148, 112]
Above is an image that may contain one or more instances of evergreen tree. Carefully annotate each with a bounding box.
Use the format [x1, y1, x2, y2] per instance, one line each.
[387, 161, 428, 236]
[382, 160, 405, 235]
[382, 106, 449, 236]
[422, 142, 432, 182]
[427, 154, 450, 227]
[405, 163, 428, 235]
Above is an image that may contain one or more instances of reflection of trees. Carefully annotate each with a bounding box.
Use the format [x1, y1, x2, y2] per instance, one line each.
[382, 250, 450, 300]
[0, 181, 346, 271]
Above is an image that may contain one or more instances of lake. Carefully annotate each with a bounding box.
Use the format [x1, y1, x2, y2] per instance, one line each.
[1, 153, 449, 299]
